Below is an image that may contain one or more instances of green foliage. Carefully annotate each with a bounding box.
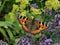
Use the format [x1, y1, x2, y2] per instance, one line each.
[0, 28, 9, 41]
[45, 0, 60, 10]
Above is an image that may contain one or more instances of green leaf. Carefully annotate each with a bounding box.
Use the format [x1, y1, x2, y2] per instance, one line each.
[32, 33, 42, 39]
[0, 28, 9, 41]
[26, 13, 34, 19]
[0, 21, 12, 27]
[6, 28, 15, 40]
[0, 0, 6, 13]
[13, 20, 21, 30]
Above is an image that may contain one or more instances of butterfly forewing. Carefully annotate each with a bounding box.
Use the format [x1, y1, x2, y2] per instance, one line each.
[18, 15, 31, 25]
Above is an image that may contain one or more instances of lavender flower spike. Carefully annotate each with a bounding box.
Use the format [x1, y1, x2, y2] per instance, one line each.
[16, 36, 34, 45]
[39, 42, 44, 45]
[45, 38, 52, 43]
[55, 14, 60, 19]
[30, 3, 38, 8]
[58, 20, 60, 25]
[0, 40, 8, 45]
[45, 8, 52, 15]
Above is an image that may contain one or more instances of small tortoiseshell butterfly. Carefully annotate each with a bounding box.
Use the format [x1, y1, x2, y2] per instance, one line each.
[17, 14, 48, 35]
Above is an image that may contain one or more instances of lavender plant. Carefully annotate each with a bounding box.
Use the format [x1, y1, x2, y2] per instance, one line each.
[39, 35, 53, 45]
[16, 36, 34, 45]
[0, 40, 8, 45]
[45, 7, 52, 15]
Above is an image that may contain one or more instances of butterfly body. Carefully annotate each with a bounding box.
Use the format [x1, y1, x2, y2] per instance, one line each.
[25, 19, 39, 31]
[17, 14, 48, 35]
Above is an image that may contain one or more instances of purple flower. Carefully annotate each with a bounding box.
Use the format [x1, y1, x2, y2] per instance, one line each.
[16, 36, 34, 45]
[45, 38, 52, 43]
[45, 39, 53, 45]
[54, 14, 60, 26]
[0, 40, 8, 45]
[39, 42, 44, 45]
[41, 35, 47, 40]
[55, 14, 60, 19]
[58, 20, 60, 25]
[30, 3, 38, 8]
[39, 35, 53, 45]
[45, 8, 52, 15]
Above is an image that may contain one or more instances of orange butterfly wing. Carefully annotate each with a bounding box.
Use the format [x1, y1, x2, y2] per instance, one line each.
[17, 15, 31, 32]
[22, 25, 30, 32]
[31, 22, 48, 35]
[37, 22, 48, 30]
[18, 15, 30, 25]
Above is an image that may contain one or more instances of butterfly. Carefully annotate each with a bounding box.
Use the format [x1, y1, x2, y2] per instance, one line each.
[17, 14, 48, 35]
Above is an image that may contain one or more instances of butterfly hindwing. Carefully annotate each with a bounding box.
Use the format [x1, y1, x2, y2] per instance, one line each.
[22, 25, 30, 32]
[31, 22, 48, 34]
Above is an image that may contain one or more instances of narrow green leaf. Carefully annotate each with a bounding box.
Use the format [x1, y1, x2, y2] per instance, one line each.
[6, 29, 15, 40]
[0, 21, 12, 27]
[0, 28, 9, 42]
[6, 29, 17, 45]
